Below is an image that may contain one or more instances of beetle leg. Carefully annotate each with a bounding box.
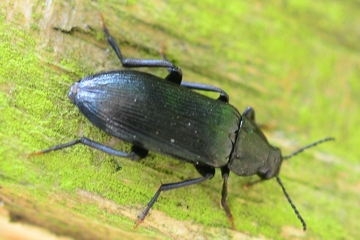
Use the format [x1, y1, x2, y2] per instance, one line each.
[135, 164, 215, 229]
[164, 69, 183, 85]
[180, 81, 229, 102]
[242, 106, 255, 121]
[158, 41, 183, 85]
[159, 42, 230, 101]
[243, 178, 263, 189]
[100, 14, 182, 83]
[220, 166, 235, 229]
[29, 137, 148, 161]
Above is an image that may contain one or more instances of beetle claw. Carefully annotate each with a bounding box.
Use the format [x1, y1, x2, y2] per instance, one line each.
[28, 151, 44, 158]
[134, 218, 143, 230]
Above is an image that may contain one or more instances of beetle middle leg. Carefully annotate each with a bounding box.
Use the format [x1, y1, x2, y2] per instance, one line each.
[29, 137, 148, 161]
[100, 14, 182, 84]
[181, 82, 229, 102]
[160, 40, 230, 101]
[135, 164, 215, 228]
[220, 166, 235, 229]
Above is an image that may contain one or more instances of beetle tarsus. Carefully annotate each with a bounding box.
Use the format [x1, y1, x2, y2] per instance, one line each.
[134, 218, 144, 230]
[28, 151, 44, 158]
[243, 179, 263, 189]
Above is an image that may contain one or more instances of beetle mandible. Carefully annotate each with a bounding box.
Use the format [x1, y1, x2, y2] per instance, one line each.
[30, 14, 334, 230]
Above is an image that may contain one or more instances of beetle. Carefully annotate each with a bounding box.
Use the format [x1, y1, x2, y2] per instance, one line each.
[30, 15, 334, 230]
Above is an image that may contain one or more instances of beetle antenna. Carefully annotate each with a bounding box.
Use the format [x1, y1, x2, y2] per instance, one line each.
[276, 176, 306, 231]
[283, 137, 334, 160]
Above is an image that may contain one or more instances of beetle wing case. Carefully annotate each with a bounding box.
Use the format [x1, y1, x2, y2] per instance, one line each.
[72, 70, 241, 167]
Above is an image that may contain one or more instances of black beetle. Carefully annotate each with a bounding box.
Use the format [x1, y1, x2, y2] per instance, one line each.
[30, 15, 334, 230]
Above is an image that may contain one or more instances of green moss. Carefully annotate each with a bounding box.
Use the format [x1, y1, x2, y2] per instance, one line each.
[1, 0, 359, 239]
[30, 23, 40, 31]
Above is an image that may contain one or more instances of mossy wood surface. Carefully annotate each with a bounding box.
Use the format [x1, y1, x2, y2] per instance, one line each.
[1, 1, 359, 239]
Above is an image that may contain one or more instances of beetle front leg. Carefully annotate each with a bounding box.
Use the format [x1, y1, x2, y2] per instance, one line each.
[29, 137, 148, 161]
[242, 106, 255, 121]
[221, 166, 235, 229]
[100, 14, 182, 83]
[135, 164, 215, 228]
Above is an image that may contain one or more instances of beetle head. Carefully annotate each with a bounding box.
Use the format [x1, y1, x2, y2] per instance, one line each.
[229, 113, 333, 231]
[256, 146, 282, 179]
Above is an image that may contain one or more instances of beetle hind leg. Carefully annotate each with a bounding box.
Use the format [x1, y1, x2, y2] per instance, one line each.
[100, 14, 182, 82]
[29, 137, 148, 161]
